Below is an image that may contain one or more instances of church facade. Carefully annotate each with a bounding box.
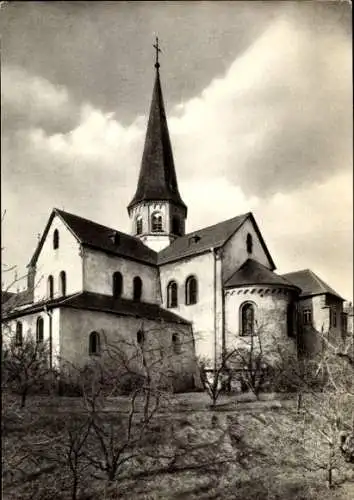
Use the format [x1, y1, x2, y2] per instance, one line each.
[2, 53, 348, 380]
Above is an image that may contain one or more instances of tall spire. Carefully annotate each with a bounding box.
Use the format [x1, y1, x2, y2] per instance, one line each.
[127, 38, 187, 213]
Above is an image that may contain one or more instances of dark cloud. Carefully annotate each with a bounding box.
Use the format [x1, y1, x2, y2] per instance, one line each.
[0, 1, 284, 124]
[168, 10, 352, 198]
[1, 66, 81, 135]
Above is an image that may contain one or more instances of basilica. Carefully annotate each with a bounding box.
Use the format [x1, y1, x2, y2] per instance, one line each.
[2, 48, 347, 379]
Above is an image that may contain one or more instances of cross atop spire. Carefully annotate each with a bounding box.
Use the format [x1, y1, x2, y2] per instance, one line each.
[153, 36, 161, 69]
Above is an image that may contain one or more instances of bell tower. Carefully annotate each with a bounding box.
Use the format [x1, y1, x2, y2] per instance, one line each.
[127, 38, 187, 252]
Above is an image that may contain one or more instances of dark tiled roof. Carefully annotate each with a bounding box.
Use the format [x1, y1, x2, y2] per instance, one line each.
[281, 269, 344, 300]
[158, 212, 275, 266]
[224, 259, 299, 289]
[1, 289, 33, 313]
[1, 291, 15, 304]
[3, 292, 190, 325]
[127, 68, 187, 212]
[29, 209, 158, 267]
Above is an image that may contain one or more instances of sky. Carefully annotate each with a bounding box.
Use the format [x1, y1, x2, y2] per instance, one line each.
[1, 1, 353, 300]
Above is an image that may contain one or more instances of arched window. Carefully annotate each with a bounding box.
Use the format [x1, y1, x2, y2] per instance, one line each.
[240, 302, 255, 336]
[172, 333, 182, 354]
[36, 317, 44, 343]
[172, 216, 182, 236]
[59, 271, 66, 297]
[89, 331, 100, 355]
[15, 321, 23, 346]
[246, 233, 253, 254]
[53, 229, 59, 250]
[185, 276, 198, 305]
[133, 276, 142, 301]
[47, 275, 54, 299]
[113, 271, 123, 298]
[167, 281, 178, 308]
[151, 212, 163, 232]
[137, 329, 145, 345]
[136, 216, 143, 235]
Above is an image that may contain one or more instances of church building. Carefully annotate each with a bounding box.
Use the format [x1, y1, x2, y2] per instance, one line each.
[2, 43, 347, 381]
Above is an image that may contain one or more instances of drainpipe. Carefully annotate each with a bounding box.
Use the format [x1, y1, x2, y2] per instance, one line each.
[44, 305, 53, 369]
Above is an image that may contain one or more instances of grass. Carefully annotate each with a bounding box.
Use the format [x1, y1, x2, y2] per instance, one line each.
[2, 392, 354, 499]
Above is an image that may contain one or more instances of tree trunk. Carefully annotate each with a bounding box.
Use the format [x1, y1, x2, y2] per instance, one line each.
[327, 443, 334, 488]
[144, 387, 151, 423]
[71, 474, 78, 500]
[20, 387, 28, 408]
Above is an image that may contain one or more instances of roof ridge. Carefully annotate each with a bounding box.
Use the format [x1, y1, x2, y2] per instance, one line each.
[55, 208, 153, 247]
[307, 269, 327, 292]
[183, 212, 251, 238]
[55, 208, 121, 234]
[282, 268, 311, 276]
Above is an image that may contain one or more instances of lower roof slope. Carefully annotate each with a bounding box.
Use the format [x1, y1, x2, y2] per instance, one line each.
[225, 259, 299, 290]
[281, 269, 344, 300]
[1, 289, 33, 313]
[3, 291, 190, 325]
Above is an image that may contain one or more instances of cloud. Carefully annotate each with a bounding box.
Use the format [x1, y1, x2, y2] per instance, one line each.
[169, 15, 352, 197]
[181, 171, 353, 300]
[257, 170, 353, 300]
[2, 103, 146, 287]
[1, 66, 81, 134]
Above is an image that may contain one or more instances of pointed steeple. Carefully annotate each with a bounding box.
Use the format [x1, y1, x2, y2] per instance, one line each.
[127, 44, 187, 213]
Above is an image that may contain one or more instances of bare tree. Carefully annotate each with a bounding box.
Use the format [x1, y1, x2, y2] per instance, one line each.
[2, 329, 57, 408]
[271, 327, 354, 488]
[56, 324, 186, 485]
[199, 319, 279, 406]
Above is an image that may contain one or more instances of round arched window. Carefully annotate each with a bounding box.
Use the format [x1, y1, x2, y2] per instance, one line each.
[133, 276, 142, 301]
[185, 276, 198, 305]
[167, 281, 178, 308]
[151, 212, 163, 232]
[53, 229, 59, 250]
[240, 302, 255, 336]
[36, 317, 44, 343]
[136, 216, 143, 235]
[89, 331, 100, 355]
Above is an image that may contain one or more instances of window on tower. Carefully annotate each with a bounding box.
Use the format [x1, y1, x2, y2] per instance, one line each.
[151, 212, 163, 232]
[136, 216, 143, 235]
[172, 216, 182, 236]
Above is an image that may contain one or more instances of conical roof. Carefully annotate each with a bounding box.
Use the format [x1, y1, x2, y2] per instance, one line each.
[128, 67, 187, 213]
